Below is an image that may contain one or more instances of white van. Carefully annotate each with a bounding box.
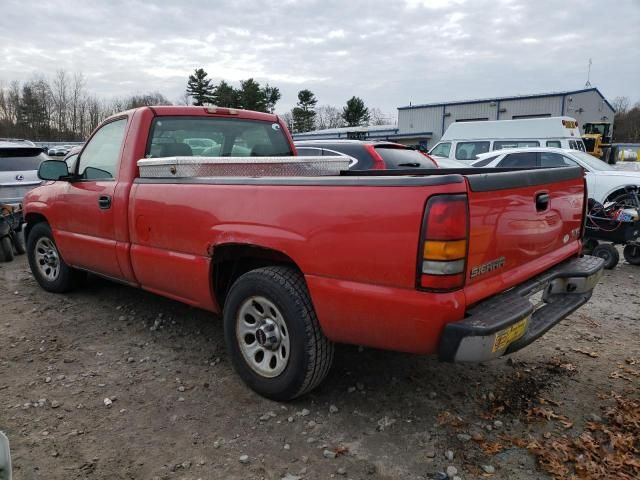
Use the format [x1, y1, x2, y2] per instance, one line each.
[429, 116, 586, 162]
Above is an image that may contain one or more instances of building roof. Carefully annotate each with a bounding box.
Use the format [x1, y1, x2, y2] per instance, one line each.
[291, 124, 433, 141]
[293, 124, 398, 136]
[398, 88, 615, 113]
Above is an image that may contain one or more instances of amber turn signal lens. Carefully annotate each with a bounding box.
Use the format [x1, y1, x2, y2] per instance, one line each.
[423, 240, 466, 261]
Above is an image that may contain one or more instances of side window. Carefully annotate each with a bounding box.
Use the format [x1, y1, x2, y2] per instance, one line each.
[493, 140, 540, 149]
[295, 147, 324, 157]
[77, 118, 127, 180]
[429, 142, 451, 157]
[455, 141, 490, 160]
[569, 140, 577, 150]
[576, 140, 586, 152]
[546, 140, 561, 148]
[498, 152, 538, 168]
[472, 155, 499, 167]
[540, 152, 577, 167]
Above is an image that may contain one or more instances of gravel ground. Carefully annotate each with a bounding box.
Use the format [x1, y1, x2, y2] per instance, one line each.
[1, 253, 638, 480]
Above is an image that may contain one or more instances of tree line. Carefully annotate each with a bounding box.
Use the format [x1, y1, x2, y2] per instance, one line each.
[0, 70, 171, 142]
[185, 68, 392, 133]
[611, 96, 640, 143]
[0, 67, 394, 142]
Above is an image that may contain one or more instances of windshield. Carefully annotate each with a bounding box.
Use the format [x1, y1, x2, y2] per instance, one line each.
[584, 124, 607, 135]
[569, 151, 613, 171]
[146, 117, 293, 158]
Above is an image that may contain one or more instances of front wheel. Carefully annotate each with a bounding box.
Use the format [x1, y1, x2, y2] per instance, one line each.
[623, 244, 640, 265]
[27, 222, 85, 293]
[223, 266, 334, 400]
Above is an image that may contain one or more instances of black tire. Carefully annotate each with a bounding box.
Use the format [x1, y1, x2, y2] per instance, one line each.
[592, 243, 619, 269]
[623, 244, 640, 266]
[26, 222, 85, 293]
[582, 238, 599, 255]
[11, 230, 26, 255]
[0, 236, 14, 262]
[223, 266, 334, 400]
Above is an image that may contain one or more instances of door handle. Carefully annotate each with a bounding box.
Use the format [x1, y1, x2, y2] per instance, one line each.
[536, 193, 549, 211]
[98, 195, 112, 209]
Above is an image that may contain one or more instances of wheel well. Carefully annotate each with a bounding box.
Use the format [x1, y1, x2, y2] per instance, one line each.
[212, 244, 301, 309]
[24, 213, 48, 243]
[605, 186, 639, 203]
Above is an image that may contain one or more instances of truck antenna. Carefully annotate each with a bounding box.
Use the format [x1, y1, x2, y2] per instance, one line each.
[584, 58, 592, 88]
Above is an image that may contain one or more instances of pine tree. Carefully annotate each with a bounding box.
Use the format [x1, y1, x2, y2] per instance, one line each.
[342, 96, 370, 127]
[186, 68, 215, 106]
[238, 78, 266, 112]
[213, 80, 239, 108]
[292, 89, 317, 133]
[263, 84, 281, 113]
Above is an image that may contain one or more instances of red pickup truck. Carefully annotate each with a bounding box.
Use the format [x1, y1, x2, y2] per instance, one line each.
[23, 106, 603, 400]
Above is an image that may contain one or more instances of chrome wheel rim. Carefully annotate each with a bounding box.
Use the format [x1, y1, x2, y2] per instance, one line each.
[236, 296, 290, 378]
[35, 237, 60, 281]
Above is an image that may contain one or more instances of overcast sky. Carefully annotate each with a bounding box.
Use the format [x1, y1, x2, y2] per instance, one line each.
[1, 0, 639, 117]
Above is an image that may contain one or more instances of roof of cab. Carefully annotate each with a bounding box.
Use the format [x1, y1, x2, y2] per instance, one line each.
[147, 105, 279, 122]
[440, 116, 582, 142]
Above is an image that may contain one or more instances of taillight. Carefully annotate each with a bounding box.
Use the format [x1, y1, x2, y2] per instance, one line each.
[364, 144, 386, 170]
[417, 194, 469, 291]
[580, 176, 588, 242]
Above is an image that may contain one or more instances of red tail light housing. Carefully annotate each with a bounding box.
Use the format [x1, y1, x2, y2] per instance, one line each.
[417, 194, 469, 291]
[363, 144, 386, 170]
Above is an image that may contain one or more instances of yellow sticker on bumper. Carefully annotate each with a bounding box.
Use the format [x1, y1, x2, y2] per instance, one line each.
[493, 318, 528, 352]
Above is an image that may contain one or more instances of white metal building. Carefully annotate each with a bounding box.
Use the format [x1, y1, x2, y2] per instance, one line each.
[397, 88, 615, 148]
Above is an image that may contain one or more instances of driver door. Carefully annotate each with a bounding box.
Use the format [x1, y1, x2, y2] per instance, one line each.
[53, 117, 128, 279]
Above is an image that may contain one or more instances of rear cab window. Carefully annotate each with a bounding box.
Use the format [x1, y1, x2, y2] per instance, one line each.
[455, 141, 490, 161]
[146, 117, 293, 159]
[0, 148, 47, 171]
[429, 142, 451, 158]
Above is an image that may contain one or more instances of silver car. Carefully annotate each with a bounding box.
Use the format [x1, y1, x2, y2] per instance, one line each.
[0, 141, 45, 205]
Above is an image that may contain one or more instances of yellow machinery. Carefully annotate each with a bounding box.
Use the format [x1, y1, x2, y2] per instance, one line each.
[582, 122, 613, 162]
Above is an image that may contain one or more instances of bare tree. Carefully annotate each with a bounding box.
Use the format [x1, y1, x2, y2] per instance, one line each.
[314, 105, 344, 130]
[279, 111, 294, 132]
[70, 72, 86, 139]
[368, 107, 394, 126]
[52, 70, 70, 140]
[612, 96, 630, 114]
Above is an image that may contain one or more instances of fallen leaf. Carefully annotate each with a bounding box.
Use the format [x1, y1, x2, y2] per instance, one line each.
[572, 348, 599, 358]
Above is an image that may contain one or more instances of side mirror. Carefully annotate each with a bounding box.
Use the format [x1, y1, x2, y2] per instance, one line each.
[0, 431, 11, 480]
[38, 160, 70, 181]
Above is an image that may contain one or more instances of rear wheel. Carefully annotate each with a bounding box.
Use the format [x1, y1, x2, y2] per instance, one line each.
[27, 222, 85, 292]
[0, 236, 14, 262]
[592, 243, 619, 269]
[623, 244, 640, 266]
[223, 266, 334, 400]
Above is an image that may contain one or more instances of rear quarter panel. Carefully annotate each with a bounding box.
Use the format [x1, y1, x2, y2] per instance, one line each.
[128, 179, 468, 352]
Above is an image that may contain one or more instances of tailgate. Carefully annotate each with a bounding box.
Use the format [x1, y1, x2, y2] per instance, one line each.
[464, 166, 585, 305]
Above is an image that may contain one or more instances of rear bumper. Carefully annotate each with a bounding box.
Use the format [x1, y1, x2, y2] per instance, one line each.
[439, 255, 604, 362]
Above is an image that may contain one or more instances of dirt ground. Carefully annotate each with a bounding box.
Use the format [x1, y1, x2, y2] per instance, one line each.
[1, 253, 639, 480]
